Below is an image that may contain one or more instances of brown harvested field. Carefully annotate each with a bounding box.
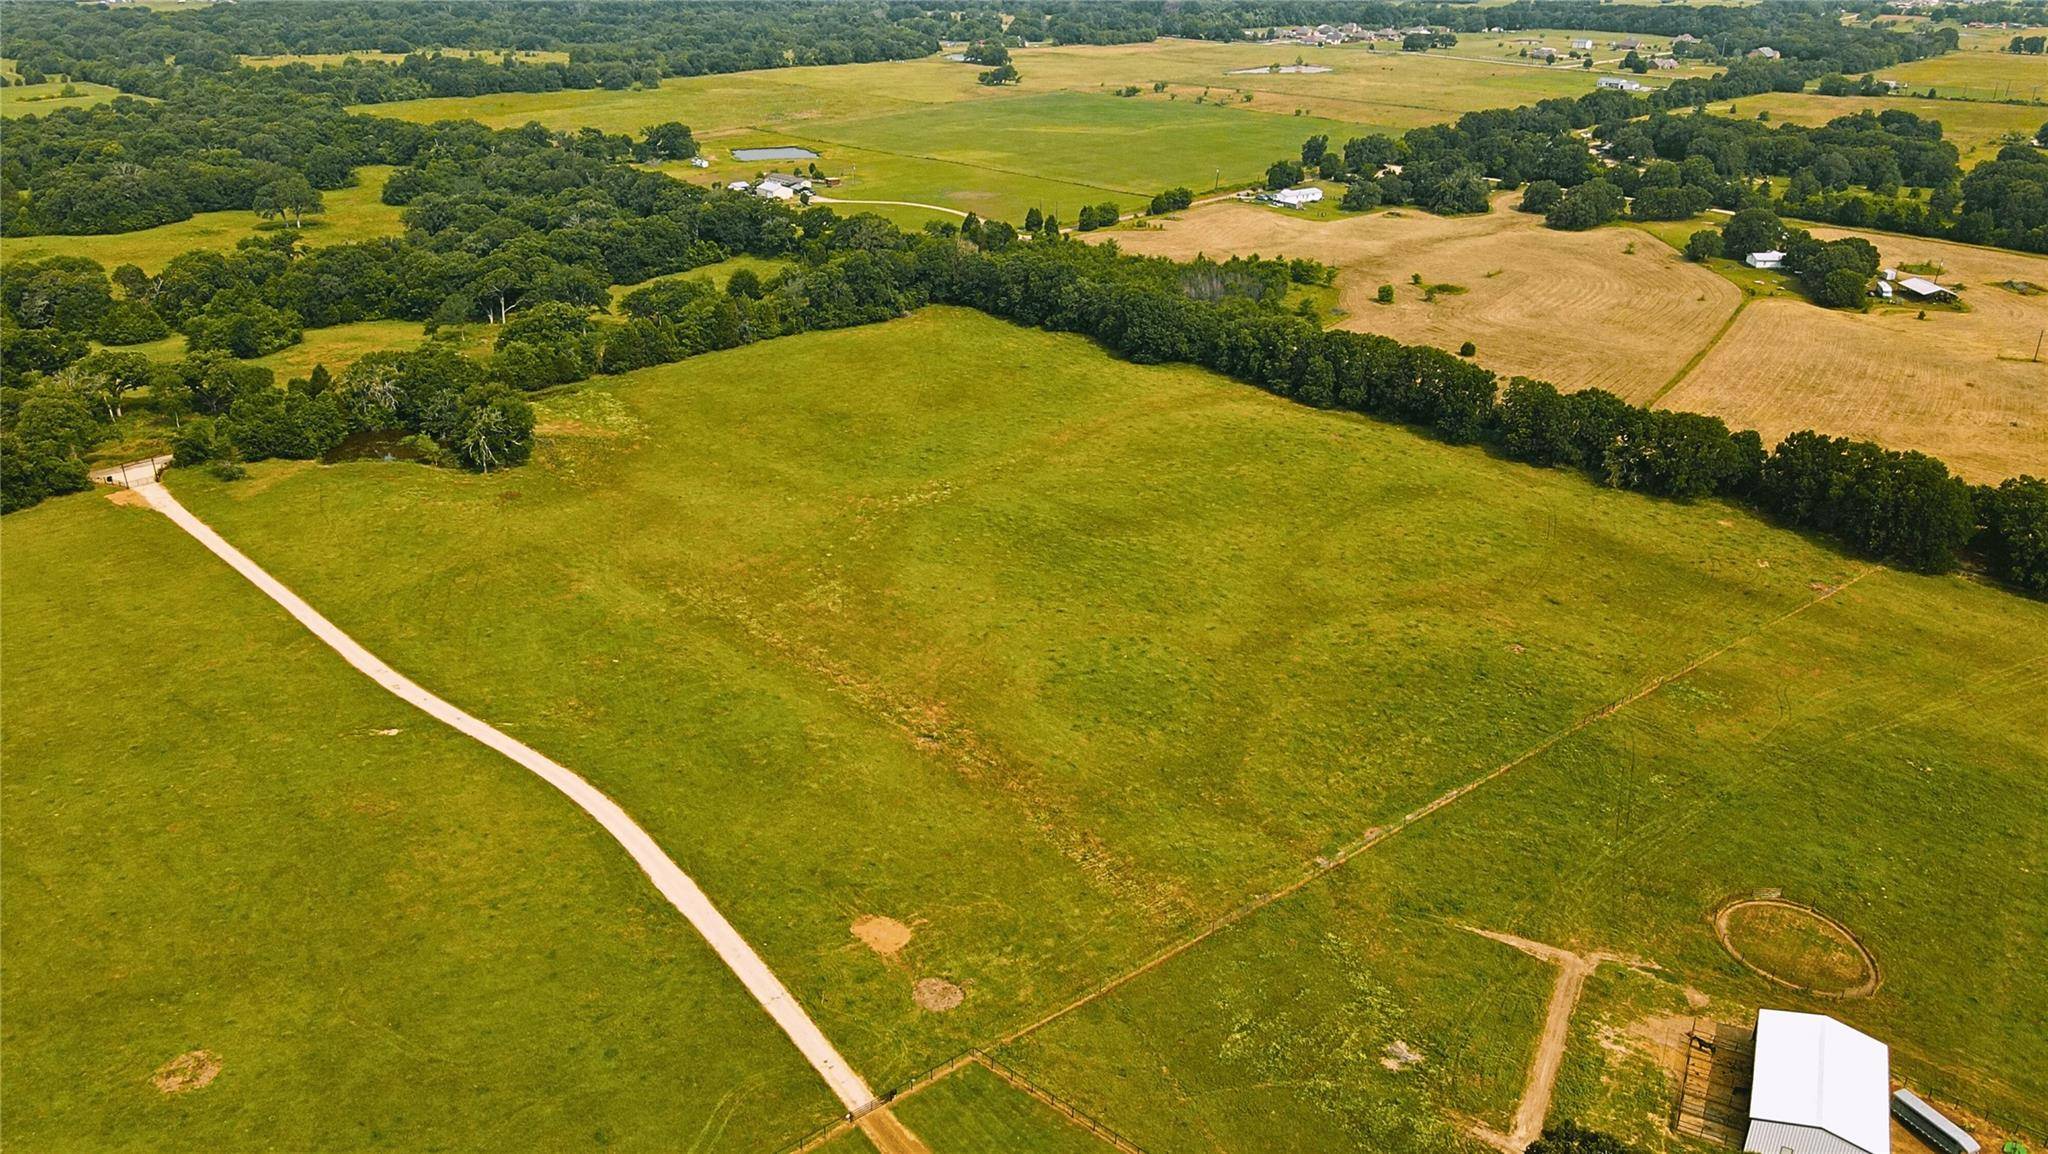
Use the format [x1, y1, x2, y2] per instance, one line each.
[1103, 202, 2048, 481]
[1660, 227, 2048, 482]
[1103, 196, 1741, 399]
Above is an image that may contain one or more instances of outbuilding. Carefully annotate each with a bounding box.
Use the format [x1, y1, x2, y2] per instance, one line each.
[1746, 249, 1786, 270]
[1895, 276, 1956, 302]
[1744, 1010, 1890, 1154]
[1891, 1090, 1978, 1154]
[1269, 186, 1324, 208]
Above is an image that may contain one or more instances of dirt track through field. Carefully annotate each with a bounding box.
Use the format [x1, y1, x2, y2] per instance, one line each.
[1461, 928, 1648, 1151]
[131, 482, 912, 1138]
[992, 567, 1875, 1053]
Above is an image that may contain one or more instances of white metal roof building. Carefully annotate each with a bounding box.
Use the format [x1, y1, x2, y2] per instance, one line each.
[1745, 1010, 1890, 1154]
[1270, 186, 1324, 207]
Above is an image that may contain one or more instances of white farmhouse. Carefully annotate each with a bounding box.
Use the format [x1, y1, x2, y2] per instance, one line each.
[1270, 187, 1324, 208]
[1746, 249, 1786, 270]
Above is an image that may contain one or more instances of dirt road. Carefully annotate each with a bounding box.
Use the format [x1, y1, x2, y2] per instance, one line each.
[133, 481, 893, 1124]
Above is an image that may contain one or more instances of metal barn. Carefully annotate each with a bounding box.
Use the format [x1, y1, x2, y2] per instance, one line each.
[1743, 1010, 1890, 1154]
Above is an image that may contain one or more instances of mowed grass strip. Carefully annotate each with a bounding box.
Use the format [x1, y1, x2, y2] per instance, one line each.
[0, 166, 405, 273]
[892, 1061, 1127, 1154]
[0, 496, 839, 1151]
[167, 308, 1947, 1100]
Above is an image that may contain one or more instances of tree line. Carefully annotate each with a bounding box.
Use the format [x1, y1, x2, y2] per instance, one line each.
[1257, 66, 2048, 254]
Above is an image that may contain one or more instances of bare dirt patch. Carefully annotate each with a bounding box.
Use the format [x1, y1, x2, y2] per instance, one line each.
[1381, 1039, 1425, 1071]
[913, 977, 964, 1012]
[151, 1050, 221, 1095]
[1715, 897, 1879, 998]
[852, 914, 915, 958]
[105, 487, 152, 509]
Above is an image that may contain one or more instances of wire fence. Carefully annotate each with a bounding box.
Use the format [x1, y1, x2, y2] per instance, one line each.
[770, 1048, 1148, 1154]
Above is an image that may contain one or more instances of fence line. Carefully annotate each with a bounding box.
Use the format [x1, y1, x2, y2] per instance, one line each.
[771, 1048, 1149, 1154]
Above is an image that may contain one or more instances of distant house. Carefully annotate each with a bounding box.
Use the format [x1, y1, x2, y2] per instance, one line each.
[1268, 186, 1325, 208]
[1612, 37, 1644, 50]
[1749, 46, 1782, 59]
[726, 180, 751, 191]
[761, 172, 814, 192]
[752, 180, 798, 201]
[1571, 38, 1596, 50]
[1597, 77, 1648, 92]
[1674, 33, 1701, 44]
[1530, 46, 1559, 61]
[1651, 56, 1679, 69]
[1746, 249, 1786, 269]
[1744, 1010, 1889, 1154]
[688, 156, 711, 168]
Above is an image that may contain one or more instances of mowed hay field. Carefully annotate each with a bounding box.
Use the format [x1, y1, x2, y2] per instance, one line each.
[0, 166, 405, 273]
[0, 499, 838, 1151]
[146, 308, 2048, 1147]
[1107, 200, 2048, 480]
[1661, 227, 2048, 481]
[1104, 196, 1742, 399]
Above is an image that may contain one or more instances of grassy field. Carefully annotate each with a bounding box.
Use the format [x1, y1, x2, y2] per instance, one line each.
[358, 40, 1643, 220]
[0, 79, 126, 116]
[1885, 31, 2048, 102]
[1705, 91, 2044, 168]
[892, 1063, 1124, 1154]
[130, 307, 2047, 1149]
[0, 496, 839, 1151]
[0, 166, 405, 273]
[1104, 197, 2048, 481]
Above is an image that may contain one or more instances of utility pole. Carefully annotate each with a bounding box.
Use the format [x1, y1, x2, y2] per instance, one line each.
[2034, 326, 2043, 363]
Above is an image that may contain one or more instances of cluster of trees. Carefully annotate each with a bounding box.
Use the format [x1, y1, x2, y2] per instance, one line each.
[2005, 35, 2046, 55]
[1526, 1123, 1647, 1154]
[1685, 208, 1882, 308]
[0, 88, 404, 235]
[1263, 74, 2048, 254]
[1148, 187, 1196, 215]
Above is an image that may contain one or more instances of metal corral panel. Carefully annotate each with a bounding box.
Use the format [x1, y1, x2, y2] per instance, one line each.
[1746, 1120, 1882, 1154]
[1892, 1090, 1980, 1154]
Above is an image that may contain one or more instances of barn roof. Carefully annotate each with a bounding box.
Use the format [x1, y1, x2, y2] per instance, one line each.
[1750, 1010, 1890, 1154]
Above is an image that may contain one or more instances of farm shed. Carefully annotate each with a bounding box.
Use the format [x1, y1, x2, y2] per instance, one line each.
[1744, 1010, 1890, 1154]
[1895, 277, 1955, 302]
[1746, 250, 1786, 270]
[1270, 187, 1324, 207]
[1891, 1090, 1978, 1154]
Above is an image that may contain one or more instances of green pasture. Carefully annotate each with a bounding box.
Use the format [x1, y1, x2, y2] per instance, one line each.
[0, 79, 126, 116]
[1886, 38, 2048, 102]
[894, 1063, 1123, 1154]
[0, 166, 405, 273]
[149, 307, 2047, 1140]
[0, 497, 838, 1151]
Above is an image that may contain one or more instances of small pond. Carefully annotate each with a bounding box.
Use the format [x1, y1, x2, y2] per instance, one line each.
[730, 146, 820, 162]
[322, 429, 430, 464]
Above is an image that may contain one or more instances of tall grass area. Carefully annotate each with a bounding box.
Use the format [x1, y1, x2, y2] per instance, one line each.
[0, 497, 838, 1151]
[0, 166, 404, 273]
[158, 308, 2048, 1142]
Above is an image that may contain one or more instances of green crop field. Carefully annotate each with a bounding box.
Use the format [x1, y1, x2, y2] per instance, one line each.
[0, 497, 838, 1151]
[1, 166, 406, 273]
[62, 306, 2033, 1150]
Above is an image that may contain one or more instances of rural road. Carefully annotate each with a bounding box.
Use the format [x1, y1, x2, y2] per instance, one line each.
[811, 195, 967, 218]
[131, 480, 901, 1131]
